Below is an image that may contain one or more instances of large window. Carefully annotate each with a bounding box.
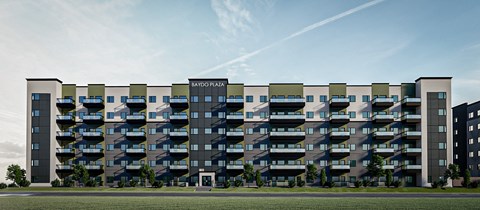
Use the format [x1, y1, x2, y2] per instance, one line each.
[107, 96, 114, 103]
[149, 96, 156, 103]
[246, 95, 253, 102]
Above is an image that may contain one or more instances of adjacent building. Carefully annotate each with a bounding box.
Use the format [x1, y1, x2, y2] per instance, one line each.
[26, 77, 452, 187]
[453, 102, 480, 177]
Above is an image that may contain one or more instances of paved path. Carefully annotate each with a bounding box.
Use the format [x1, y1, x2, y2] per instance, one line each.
[1, 192, 480, 198]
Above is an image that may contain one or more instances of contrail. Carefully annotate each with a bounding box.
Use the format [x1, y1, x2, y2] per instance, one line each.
[193, 0, 384, 77]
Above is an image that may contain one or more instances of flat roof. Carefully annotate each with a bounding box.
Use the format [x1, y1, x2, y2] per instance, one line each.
[26, 78, 63, 83]
[415, 77, 452, 82]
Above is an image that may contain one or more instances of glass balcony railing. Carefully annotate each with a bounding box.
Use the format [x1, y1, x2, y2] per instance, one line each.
[169, 148, 188, 153]
[126, 165, 142, 170]
[403, 165, 422, 170]
[330, 165, 351, 170]
[126, 131, 146, 137]
[330, 131, 350, 137]
[83, 98, 103, 104]
[226, 148, 245, 153]
[170, 98, 188, 103]
[56, 131, 75, 138]
[226, 115, 244, 120]
[82, 148, 103, 153]
[170, 115, 188, 120]
[372, 114, 394, 121]
[402, 131, 422, 139]
[270, 115, 305, 120]
[269, 131, 305, 136]
[373, 148, 395, 153]
[383, 165, 395, 170]
[269, 165, 305, 170]
[126, 148, 145, 153]
[56, 148, 74, 154]
[226, 131, 244, 136]
[402, 98, 421, 106]
[330, 98, 350, 103]
[126, 98, 146, 103]
[269, 148, 305, 153]
[84, 165, 103, 170]
[226, 98, 244, 103]
[56, 164, 72, 170]
[403, 148, 422, 154]
[82, 131, 103, 137]
[270, 98, 305, 103]
[56, 115, 74, 121]
[372, 98, 394, 104]
[82, 115, 103, 121]
[226, 165, 244, 170]
[56, 98, 75, 108]
[169, 165, 188, 170]
[126, 115, 146, 120]
[330, 148, 351, 153]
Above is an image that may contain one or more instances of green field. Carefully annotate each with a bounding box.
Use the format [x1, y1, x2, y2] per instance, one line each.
[0, 197, 478, 210]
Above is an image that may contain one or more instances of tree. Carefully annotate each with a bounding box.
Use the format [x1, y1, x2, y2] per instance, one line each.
[385, 169, 393, 187]
[72, 165, 89, 187]
[243, 164, 254, 187]
[464, 169, 471, 188]
[306, 164, 318, 184]
[320, 168, 327, 187]
[255, 170, 264, 188]
[6, 164, 26, 187]
[444, 164, 460, 184]
[139, 164, 151, 187]
[148, 168, 156, 187]
[367, 154, 385, 185]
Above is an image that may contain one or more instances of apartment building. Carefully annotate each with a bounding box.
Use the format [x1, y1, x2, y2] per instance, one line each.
[26, 77, 452, 187]
[453, 102, 480, 177]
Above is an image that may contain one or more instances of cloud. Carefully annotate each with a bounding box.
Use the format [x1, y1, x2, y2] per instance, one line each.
[211, 0, 259, 40]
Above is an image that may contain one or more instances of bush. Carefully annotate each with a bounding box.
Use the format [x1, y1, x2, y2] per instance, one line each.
[392, 180, 402, 188]
[85, 180, 98, 187]
[129, 180, 138, 187]
[362, 180, 371, 188]
[296, 179, 305, 187]
[257, 180, 264, 188]
[470, 181, 479, 188]
[8, 183, 17, 188]
[18, 179, 30, 187]
[0, 183, 7, 189]
[431, 181, 439, 188]
[354, 180, 362, 188]
[118, 180, 125, 188]
[51, 179, 61, 187]
[234, 180, 243, 187]
[324, 181, 335, 188]
[152, 180, 163, 188]
[288, 180, 295, 188]
[63, 178, 74, 187]
[224, 180, 231, 189]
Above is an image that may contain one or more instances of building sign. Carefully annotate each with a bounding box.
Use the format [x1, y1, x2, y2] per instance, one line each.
[190, 81, 226, 88]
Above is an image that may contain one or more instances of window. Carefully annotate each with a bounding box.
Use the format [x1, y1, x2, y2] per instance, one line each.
[438, 92, 447, 99]
[362, 111, 370, 118]
[191, 160, 198, 167]
[349, 111, 356, 118]
[363, 160, 370, 167]
[218, 96, 226, 103]
[362, 144, 370, 151]
[204, 96, 212, 102]
[205, 161, 212, 167]
[260, 95, 268, 102]
[163, 96, 170, 103]
[205, 112, 212, 118]
[32, 127, 40, 134]
[439, 159, 447, 166]
[106, 112, 114, 119]
[319, 144, 327, 151]
[260, 112, 267, 119]
[306, 112, 314, 118]
[218, 128, 225, 134]
[190, 144, 198, 151]
[319, 160, 327, 167]
[218, 144, 225, 151]
[319, 128, 327, 134]
[438, 109, 446, 116]
[306, 128, 314, 135]
[246, 128, 253, 134]
[191, 128, 198, 135]
[148, 160, 156, 167]
[148, 112, 156, 119]
[469, 125, 474, 131]
[246, 112, 253, 119]
[246, 95, 253, 102]
[260, 160, 268, 167]
[320, 95, 327, 102]
[319, 112, 326, 118]
[362, 128, 370, 134]
[149, 96, 156, 103]
[469, 138, 474, 144]
[205, 128, 212, 134]
[349, 128, 356, 135]
[107, 144, 114, 151]
[260, 128, 268, 134]
[362, 95, 370, 102]
[31, 143, 39, 150]
[348, 95, 356, 102]
[106, 160, 114, 167]
[391, 95, 398, 102]
[191, 96, 198, 102]
[32, 109, 40, 117]
[306, 95, 314, 102]
[148, 144, 156, 151]
[218, 112, 225, 118]
[205, 144, 212, 150]
[306, 144, 314, 151]
[246, 144, 253, 151]
[105, 96, 114, 103]
[31, 160, 39, 167]
[469, 152, 474, 157]
[260, 144, 268, 151]
[439, 126, 447, 133]
[32, 93, 40, 101]
[218, 160, 225, 167]
[191, 112, 198, 119]
[350, 160, 356, 167]
[106, 128, 114, 135]
[121, 96, 128, 103]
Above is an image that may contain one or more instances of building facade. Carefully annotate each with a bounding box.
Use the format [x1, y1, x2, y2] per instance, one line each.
[26, 77, 452, 187]
[453, 102, 480, 177]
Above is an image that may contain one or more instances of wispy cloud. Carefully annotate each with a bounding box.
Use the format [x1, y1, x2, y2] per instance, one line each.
[195, 0, 385, 77]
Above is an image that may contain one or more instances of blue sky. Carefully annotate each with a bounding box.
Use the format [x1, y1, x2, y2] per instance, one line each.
[0, 0, 479, 181]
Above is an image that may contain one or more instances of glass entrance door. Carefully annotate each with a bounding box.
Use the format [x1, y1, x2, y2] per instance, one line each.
[202, 176, 212, 186]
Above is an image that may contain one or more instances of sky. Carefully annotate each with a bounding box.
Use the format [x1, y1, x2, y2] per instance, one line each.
[0, 0, 479, 183]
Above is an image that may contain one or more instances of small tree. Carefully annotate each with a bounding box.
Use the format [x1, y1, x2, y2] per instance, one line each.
[320, 168, 327, 187]
[367, 154, 385, 186]
[243, 164, 254, 187]
[444, 163, 460, 185]
[255, 170, 264, 188]
[306, 164, 318, 184]
[148, 168, 156, 187]
[464, 169, 471, 188]
[6, 164, 27, 187]
[139, 164, 151, 187]
[385, 169, 393, 187]
[72, 165, 89, 187]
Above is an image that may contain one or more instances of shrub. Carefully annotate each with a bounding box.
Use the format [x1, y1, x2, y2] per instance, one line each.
[129, 179, 138, 187]
[297, 179, 305, 187]
[354, 180, 362, 188]
[464, 169, 471, 188]
[392, 180, 402, 188]
[288, 180, 295, 188]
[470, 181, 479, 188]
[224, 180, 231, 189]
[257, 179, 264, 188]
[18, 179, 30, 187]
[118, 180, 125, 188]
[8, 183, 17, 188]
[85, 180, 97, 187]
[234, 180, 243, 187]
[0, 183, 7, 189]
[431, 181, 439, 188]
[152, 180, 163, 188]
[362, 180, 371, 188]
[63, 178, 74, 187]
[324, 181, 335, 188]
[51, 179, 61, 187]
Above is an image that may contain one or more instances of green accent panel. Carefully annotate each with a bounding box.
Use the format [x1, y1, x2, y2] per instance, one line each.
[227, 84, 244, 96]
[62, 84, 76, 98]
[129, 84, 147, 97]
[171, 84, 189, 97]
[401, 83, 416, 98]
[329, 83, 347, 98]
[268, 84, 303, 98]
[371, 83, 389, 97]
[87, 84, 105, 98]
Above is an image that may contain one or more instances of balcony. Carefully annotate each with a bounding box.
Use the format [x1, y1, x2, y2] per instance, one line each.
[169, 148, 188, 154]
[126, 148, 146, 155]
[82, 98, 104, 108]
[330, 165, 350, 170]
[269, 148, 305, 154]
[226, 115, 244, 124]
[329, 148, 350, 156]
[56, 164, 73, 171]
[372, 98, 394, 107]
[56, 131, 75, 141]
[269, 98, 305, 108]
[82, 115, 104, 124]
[226, 131, 244, 140]
[403, 148, 422, 156]
[169, 98, 188, 108]
[126, 98, 146, 108]
[82, 148, 104, 156]
[269, 115, 305, 124]
[226, 148, 245, 154]
[269, 131, 305, 140]
[169, 131, 188, 140]
[269, 165, 306, 170]
[402, 98, 421, 107]
[56, 98, 75, 109]
[402, 114, 421, 124]
[373, 131, 395, 140]
[126, 115, 146, 124]
[329, 98, 350, 107]
[126, 165, 142, 170]
[402, 164, 422, 171]
[330, 114, 350, 124]
[169, 165, 188, 170]
[56, 148, 75, 157]
[372, 114, 394, 124]
[56, 115, 75, 125]
[84, 165, 103, 170]
[373, 148, 395, 156]
[226, 98, 244, 108]
[82, 131, 104, 140]
[169, 115, 188, 124]
[383, 165, 395, 170]
[402, 131, 421, 140]
[125, 131, 146, 141]
[226, 165, 244, 170]
[329, 131, 350, 140]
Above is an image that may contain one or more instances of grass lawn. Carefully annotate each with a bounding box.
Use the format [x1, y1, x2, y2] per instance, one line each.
[0, 197, 479, 210]
[1, 187, 194, 192]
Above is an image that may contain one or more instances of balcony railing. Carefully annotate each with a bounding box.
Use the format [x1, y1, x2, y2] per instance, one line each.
[403, 148, 422, 155]
[169, 98, 188, 108]
[330, 114, 350, 124]
[82, 115, 104, 123]
[82, 98, 104, 108]
[269, 98, 305, 107]
[126, 148, 146, 154]
[126, 115, 146, 123]
[329, 131, 351, 140]
[169, 131, 188, 140]
[330, 148, 350, 155]
[56, 131, 75, 140]
[169, 165, 188, 170]
[329, 98, 350, 107]
[126, 98, 146, 108]
[269, 165, 305, 170]
[372, 98, 394, 107]
[269, 131, 305, 137]
[226, 131, 244, 138]
[226, 165, 244, 170]
[402, 98, 421, 106]
[226, 115, 244, 124]
[169, 148, 188, 153]
[269, 114, 305, 124]
[125, 131, 146, 140]
[84, 165, 103, 170]
[383, 165, 395, 170]
[126, 165, 142, 170]
[82, 131, 103, 140]
[170, 115, 188, 120]
[226, 98, 244, 107]
[56, 115, 75, 124]
[56, 98, 75, 108]
[330, 165, 351, 170]
[82, 148, 103, 154]
[373, 148, 395, 154]
[269, 148, 305, 153]
[372, 114, 394, 123]
[226, 148, 245, 153]
[373, 131, 395, 140]
[56, 164, 72, 170]
[402, 114, 421, 123]
[403, 165, 422, 170]
[402, 131, 422, 140]
[56, 148, 75, 154]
